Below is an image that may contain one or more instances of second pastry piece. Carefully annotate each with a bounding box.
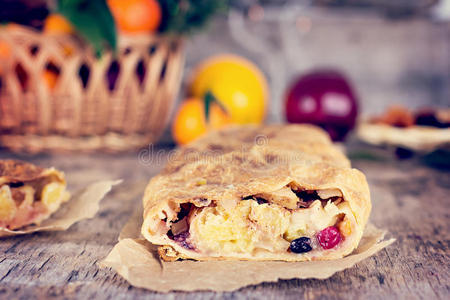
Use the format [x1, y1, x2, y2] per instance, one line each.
[0, 160, 70, 230]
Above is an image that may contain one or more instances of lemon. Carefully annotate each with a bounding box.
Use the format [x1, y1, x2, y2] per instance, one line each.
[189, 54, 269, 124]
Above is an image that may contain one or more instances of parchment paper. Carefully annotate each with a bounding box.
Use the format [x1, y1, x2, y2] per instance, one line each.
[101, 207, 395, 292]
[0, 180, 121, 237]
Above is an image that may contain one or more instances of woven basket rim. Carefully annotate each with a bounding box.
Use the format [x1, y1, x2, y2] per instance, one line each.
[0, 24, 183, 51]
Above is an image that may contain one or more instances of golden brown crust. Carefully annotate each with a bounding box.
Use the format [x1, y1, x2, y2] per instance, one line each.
[0, 160, 45, 185]
[158, 245, 183, 262]
[142, 124, 371, 261]
[0, 160, 65, 186]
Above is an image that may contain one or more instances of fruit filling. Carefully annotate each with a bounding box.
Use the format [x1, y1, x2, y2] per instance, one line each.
[0, 179, 69, 229]
[163, 186, 354, 257]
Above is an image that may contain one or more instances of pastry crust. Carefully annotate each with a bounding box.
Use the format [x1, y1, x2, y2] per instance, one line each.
[0, 160, 69, 230]
[142, 124, 371, 261]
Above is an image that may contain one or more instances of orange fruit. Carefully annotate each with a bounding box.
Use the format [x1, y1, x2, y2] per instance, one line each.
[0, 41, 11, 59]
[107, 0, 161, 33]
[189, 54, 269, 124]
[0, 41, 11, 74]
[42, 69, 58, 90]
[0, 25, 13, 74]
[172, 97, 232, 145]
[43, 15, 74, 56]
[43, 14, 73, 35]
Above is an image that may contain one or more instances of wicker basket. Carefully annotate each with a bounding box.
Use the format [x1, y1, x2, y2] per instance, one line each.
[0, 26, 184, 153]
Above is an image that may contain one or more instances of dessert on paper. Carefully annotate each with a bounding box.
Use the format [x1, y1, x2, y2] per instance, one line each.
[0, 159, 120, 237]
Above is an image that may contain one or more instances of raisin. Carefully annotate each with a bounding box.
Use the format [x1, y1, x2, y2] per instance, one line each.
[172, 231, 195, 250]
[290, 237, 312, 253]
[255, 197, 268, 205]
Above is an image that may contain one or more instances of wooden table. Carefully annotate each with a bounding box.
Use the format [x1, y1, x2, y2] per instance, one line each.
[0, 146, 448, 299]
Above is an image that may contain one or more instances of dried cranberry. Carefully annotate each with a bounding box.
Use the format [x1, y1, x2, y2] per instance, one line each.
[290, 237, 312, 253]
[317, 226, 341, 249]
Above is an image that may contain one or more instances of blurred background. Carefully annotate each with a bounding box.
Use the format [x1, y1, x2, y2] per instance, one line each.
[187, 0, 450, 121]
[0, 0, 448, 152]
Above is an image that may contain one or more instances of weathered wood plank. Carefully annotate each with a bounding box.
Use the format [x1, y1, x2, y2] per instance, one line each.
[0, 148, 448, 299]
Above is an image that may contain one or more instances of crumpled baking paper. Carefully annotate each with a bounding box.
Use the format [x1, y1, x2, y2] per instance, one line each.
[0, 180, 121, 237]
[101, 208, 395, 292]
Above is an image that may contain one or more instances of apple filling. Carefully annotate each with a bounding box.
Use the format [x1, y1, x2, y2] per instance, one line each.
[0, 179, 69, 230]
[163, 187, 356, 259]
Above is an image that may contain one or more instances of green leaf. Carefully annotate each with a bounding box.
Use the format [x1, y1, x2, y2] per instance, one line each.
[158, 0, 229, 35]
[57, 0, 117, 56]
[203, 91, 213, 123]
[203, 90, 228, 123]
